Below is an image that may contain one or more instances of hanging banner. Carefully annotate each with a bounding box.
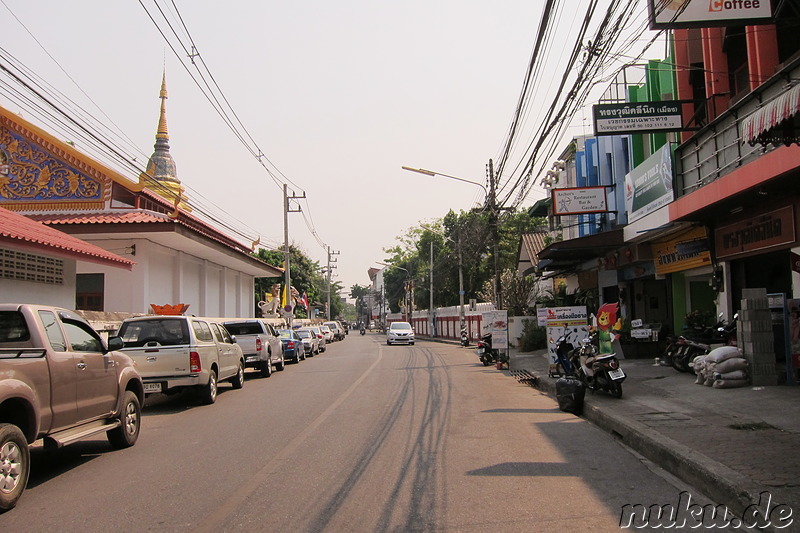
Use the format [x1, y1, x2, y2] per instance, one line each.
[652, 226, 712, 275]
[593, 101, 683, 135]
[625, 143, 675, 223]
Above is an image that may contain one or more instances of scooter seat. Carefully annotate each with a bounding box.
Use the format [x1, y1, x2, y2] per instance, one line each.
[595, 353, 617, 362]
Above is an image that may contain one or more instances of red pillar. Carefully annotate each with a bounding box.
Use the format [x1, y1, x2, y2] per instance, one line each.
[674, 29, 694, 143]
[701, 27, 730, 121]
[746, 24, 779, 90]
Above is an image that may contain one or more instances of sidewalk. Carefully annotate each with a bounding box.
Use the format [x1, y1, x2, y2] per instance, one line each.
[509, 347, 800, 526]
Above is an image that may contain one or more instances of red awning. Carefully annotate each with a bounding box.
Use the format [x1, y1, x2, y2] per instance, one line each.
[741, 83, 800, 143]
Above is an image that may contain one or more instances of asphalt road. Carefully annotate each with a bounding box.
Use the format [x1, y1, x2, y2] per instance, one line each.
[2, 334, 700, 532]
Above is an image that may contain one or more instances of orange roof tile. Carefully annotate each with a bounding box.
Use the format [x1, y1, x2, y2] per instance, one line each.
[0, 207, 134, 269]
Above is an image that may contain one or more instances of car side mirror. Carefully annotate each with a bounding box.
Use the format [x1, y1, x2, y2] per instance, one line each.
[107, 335, 124, 351]
[230, 334, 237, 344]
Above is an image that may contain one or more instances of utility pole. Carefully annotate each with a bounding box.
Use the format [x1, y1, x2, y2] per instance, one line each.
[326, 246, 339, 320]
[283, 184, 305, 327]
[458, 230, 465, 331]
[429, 240, 434, 337]
[488, 158, 501, 310]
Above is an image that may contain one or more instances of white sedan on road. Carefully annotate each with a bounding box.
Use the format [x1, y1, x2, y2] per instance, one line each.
[386, 321, 415, 345]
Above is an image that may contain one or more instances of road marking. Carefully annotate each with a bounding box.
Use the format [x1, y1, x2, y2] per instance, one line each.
[193, 347, 384, 533]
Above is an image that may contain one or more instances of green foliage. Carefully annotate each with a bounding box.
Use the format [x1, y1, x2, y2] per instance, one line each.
[252, 245, 341, 318]
[519, 320, 547, 351]
[382, 208, 546, 312]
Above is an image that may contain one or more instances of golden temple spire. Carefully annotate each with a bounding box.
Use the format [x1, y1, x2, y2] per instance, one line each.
[157, 70, 169, 141]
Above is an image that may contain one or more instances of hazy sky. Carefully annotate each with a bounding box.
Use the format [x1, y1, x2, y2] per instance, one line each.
[1, 1, 661, 297]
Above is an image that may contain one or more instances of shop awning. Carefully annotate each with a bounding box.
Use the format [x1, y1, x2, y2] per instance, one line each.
[741, 83, 800, 144]
[537, 229, 624, 271]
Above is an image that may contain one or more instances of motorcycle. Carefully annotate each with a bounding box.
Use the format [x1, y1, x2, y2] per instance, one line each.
[360, 327, 366, 336]
[568, 331, 625, 398]
[475, 333, 496, 366]
[460, 326, 469, 347]
[551, 326, 578, 377]
[672, 313, 737, 372]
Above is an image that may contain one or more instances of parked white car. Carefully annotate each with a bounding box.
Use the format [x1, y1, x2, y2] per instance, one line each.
[319, 325, 334, 343]
[386, 321, 415, 345]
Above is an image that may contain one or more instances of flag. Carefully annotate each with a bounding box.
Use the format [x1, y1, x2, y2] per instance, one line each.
[281, 283, 289, 309]
[299, 292, 309, 310]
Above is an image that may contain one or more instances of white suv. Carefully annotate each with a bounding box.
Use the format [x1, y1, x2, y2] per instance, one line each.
[386, 321, 415, 345]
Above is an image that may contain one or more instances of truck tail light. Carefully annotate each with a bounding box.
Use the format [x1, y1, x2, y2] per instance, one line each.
[190, 351, 202, 373]
[256, 337, 263, 352]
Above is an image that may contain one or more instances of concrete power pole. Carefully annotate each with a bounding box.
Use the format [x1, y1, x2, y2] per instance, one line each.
[283, 184, 305, 327]
[488, 158, 501, 310]
[326, 246, 339, 320]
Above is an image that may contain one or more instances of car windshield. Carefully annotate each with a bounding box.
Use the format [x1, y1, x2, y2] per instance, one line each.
[296, 330, 312, 338]
[390, 322, 412, 331]
[277, 330, 294, 339]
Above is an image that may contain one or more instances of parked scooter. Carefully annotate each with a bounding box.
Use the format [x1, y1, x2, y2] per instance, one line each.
[476, 333, 496, 366]
[360, 327, 366, 336]
[460, 326, 469, 347]
[671, 313, 737, 372]
[552, 326, 578, 377]
[568, 330, 626, 398]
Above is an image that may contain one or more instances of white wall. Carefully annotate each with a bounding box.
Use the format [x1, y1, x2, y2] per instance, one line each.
[0, 254, 76, 308]
[77, 238, 257, 317]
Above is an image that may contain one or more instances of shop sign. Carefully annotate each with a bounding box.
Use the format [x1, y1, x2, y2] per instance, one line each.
[483, 310, 508, 351]
[715, 206, 796, 260]
[652, 226, 711, 275]
[552, 186, 607, 215]
[647, 0, 773, 29]
[544, 306, 589, 369]
[625, 144, 675, 223]
[593, 101, 683, 136]
[620, 261, 656, 281]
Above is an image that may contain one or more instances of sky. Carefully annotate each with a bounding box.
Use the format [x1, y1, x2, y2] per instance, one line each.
[0, 1, 663, 299]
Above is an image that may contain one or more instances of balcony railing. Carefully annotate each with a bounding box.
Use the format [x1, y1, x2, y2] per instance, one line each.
[675, 57, 800, 197]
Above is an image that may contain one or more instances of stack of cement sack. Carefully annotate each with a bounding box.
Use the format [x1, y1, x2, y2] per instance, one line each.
[692, 346, 749, 389]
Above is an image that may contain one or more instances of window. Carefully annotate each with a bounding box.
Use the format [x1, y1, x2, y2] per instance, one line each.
[76, 273, 104, 311]
[192, 320, 214, 342]
[0, 311, 31, 342]
[0, 248, 64, 285]
[37, 310, 65, 351]
[61, 320, 104, 352]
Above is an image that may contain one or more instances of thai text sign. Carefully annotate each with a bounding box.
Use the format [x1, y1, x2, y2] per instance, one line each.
[715, 206, 796, 260]
[593, 101, 683, 135]
[544, 306, 589, 367]
[625, 143, 675, 223]
[652, 226, 711, 275]
[552, 186, 607, 215]
[648, 0, 773, 29]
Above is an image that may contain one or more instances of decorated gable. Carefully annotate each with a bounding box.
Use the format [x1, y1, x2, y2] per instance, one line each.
[0, 110, 112, 211]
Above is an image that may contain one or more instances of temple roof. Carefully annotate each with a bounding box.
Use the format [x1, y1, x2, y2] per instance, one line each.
[0, 206, 134, 269]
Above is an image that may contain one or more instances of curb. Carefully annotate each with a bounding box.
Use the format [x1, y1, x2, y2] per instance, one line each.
[530, 372, 769, 522]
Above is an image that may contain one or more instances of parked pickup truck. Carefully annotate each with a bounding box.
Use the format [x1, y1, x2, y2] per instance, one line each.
[223, 319, 285, 377]
[0, 303, 144, 511]
[116, 315, 246, 405]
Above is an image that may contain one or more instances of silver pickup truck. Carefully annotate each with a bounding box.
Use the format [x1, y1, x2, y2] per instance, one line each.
[0, 303, 144, 511]
[117, 315, 246, 404]
[223, 319, 285, 377]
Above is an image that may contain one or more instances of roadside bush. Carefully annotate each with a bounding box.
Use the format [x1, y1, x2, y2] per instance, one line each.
[519, 320, 547, 352]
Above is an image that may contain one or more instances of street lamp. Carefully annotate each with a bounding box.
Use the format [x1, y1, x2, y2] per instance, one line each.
[402, 163, 501, 310]
[421, 224, 465, 338]
[376, 262, 411, 324]
[401, 166, 487, 195]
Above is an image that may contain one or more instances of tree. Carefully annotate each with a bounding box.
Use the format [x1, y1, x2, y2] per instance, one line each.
[477, 269, 537, 316]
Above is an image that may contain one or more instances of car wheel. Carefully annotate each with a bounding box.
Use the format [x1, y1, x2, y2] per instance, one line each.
[107, 390, 141, 449]
[410, 341, 415, 345]
[199, 369, 218, 404]
[261, 358, 272, 378]
[0, 423, 30, 511]
[231, 361, 245, 390]
[276, 355, 285, 371]
[387, 340, 391, 345]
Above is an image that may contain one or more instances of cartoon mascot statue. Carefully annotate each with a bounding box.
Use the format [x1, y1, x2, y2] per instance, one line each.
[595, 302, 623, 355]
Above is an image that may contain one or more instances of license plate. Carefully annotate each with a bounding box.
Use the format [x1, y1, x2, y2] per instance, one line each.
[608, 368, 625, 381]
[144, 382, 162, 393]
